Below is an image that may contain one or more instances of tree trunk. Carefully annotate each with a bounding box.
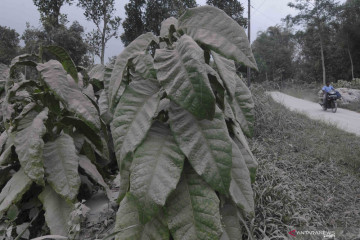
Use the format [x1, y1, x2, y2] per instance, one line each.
[347, 35, 354, 80]
[100, 0, 107, 65]
[319, 35, 326, 85]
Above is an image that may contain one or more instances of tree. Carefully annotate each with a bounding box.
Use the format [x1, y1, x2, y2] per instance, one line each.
[252, 26, 295, 83]
[121, 0, 197, 47]
[22, 21, 89, 66]
[337, 0, 360, 79]
[77, 0, 122, 65]
[286, 0, 340, 85]
[121, 0, 146, 47]
[206, 0, 247, 27]
[33, 0, 74, 26]
[0, 26, 20, 65]
[105, 6, 258, 239]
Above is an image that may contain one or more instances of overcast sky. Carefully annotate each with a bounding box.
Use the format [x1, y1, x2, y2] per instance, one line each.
[0, 0, 344, 64]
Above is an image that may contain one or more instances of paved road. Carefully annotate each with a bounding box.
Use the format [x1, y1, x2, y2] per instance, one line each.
[269, 91, 360, 137]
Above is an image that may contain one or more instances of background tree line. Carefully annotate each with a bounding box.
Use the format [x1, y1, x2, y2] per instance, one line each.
[252, 0, 360, 85]
[2, 0, 357, 86]
[1, 0, 248, 67]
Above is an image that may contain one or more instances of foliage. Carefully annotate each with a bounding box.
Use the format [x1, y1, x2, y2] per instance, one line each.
[0, 26, 20, 65]
[77, 0, 122, 65]
[0, 46, 111, 239]
[252, 0, 360, 83]
[206, 0, 247, 27]
[252, 26, 295, 83]
[121, 0, 197, 46]
[32, 0, 74, 26]
[21, 21, 89, 66]
[108, 6, 258, 240]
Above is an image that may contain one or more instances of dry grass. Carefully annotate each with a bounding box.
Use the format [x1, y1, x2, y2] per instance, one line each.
[243, 85, 360, 239]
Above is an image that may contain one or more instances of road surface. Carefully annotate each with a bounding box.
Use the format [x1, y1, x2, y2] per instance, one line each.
[269, 91, 360, 137]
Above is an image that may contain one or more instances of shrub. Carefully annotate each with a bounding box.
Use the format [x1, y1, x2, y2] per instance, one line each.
[106, 6, 259, 240]
[0, 46, 110, 239]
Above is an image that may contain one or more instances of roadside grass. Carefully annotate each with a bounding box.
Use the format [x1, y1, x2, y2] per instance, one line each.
[245, 85, 360, 239]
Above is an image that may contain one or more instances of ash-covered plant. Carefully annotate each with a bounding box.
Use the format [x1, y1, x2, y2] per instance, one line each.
[0, 46, 111, 239]
[103, 6, 259, 240]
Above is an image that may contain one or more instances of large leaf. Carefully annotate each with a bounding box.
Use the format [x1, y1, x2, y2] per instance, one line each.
[129, 121, 185, 222]
[37, 60, 100, 131]
[78, 155, 112, 200]
[61, 116, 102, 151]
[131, 52, 156, 80]
[39, 185, 74, 236]
[109, 33, 159, 109]
[44, 45, 79, 83]
[178, 6, 258, 70]
[229, 140, 254, 213]
[0, 168, 32, 216]
[220, 202, 243, 240]
[231, 123, 258, 183]
[14, 108, 48, 186]
[110, 79, 160, 170]
[0, 130, 8, 153]
[168, 102, 232, 194]
[160, 17, 178, 38]
[43, 134, 81, 201]
[98, 90, 112, 124]
[154, 34, 215, 120]
[211, 51, 236, 99]
[231, 75, 255, 137]
[114, 196, 169, 240]
[165, 165, 222, 240]
[88, 64, 105, 82]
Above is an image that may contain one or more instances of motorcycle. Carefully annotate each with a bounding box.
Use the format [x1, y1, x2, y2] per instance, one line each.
[320, 90, 338, 113]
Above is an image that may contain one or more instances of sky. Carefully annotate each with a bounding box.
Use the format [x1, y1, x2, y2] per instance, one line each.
[0, 0, 344, 64]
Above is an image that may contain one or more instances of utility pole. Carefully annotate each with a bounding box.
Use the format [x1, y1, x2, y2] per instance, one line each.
[247, 0, 251, 87]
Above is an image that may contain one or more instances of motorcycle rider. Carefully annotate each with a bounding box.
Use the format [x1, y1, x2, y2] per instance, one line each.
[322, 81, 335, 106]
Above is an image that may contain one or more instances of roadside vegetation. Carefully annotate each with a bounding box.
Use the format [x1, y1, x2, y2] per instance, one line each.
[248, 85, 360, 239]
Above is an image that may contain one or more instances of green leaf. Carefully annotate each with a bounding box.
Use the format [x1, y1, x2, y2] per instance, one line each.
[165, 165, 222, 240]
[129, 121, 185, 222]
[160, 17, 178, 38]
[169, 102, 232, 194]
[38, 185, 74, 236]
[178, 6, 258, 70]
[78, 155, 112, 200]
[231, 123, 258, 183]
[211, 51, 236, 99]
[114, 195, 169, 240]
[14, 108, 48, 186]
[44, 45, 79, 83]
[0, 168, 32, 216]
[6, 205, 19, 221]
[109, 33, 159, 110]
[37, 60, 100, 132]
[43, 134, 81, 201]
[110, 80, 160, 171]
[231, 75, 255, 137]
[154, 34, 215, 120]
[229, 140, 254, 213]
[220, 202, 243, 240]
